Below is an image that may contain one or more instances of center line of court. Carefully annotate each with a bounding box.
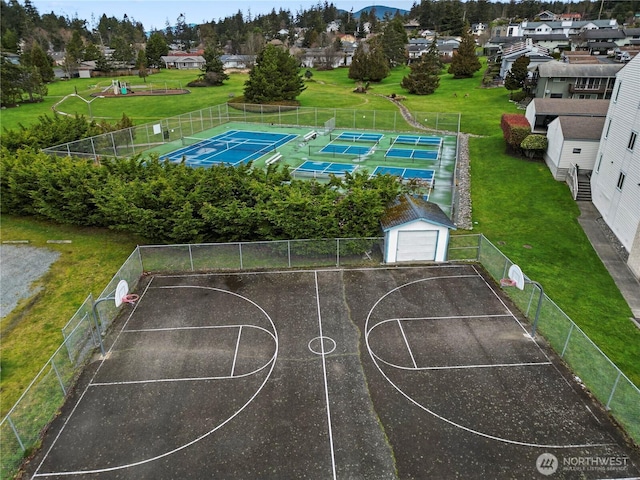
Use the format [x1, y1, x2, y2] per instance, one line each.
[314, 271, 337, 480]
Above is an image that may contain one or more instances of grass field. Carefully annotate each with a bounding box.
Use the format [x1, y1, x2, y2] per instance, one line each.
[1, 62, 639, 424]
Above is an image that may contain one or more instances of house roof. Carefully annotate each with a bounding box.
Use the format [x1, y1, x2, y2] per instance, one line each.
[588, 41, 618, 49]
[582, 29, 625, 39]
[532, 98, 610, 116]
[380, 195, 456, 231]
[557, 115, 606, 140]
[536, 60, 624, 77]
[161, 55, 205, 62]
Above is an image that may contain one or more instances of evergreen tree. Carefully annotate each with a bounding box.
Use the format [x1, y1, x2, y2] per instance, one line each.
[401, 37, 442, 95]
[198, 44, 229, 86]
[243, 44, 306, 103]
[448, 24, 481, 79]
[348, 39, 390, 83]
[380, 16, 408, 67]
[145, 32, 169, 69]
[504, 54, 530, 92]
[64, 30, 84, 77]
[136, 49, 147, 82]
[22, 41, 54, 82]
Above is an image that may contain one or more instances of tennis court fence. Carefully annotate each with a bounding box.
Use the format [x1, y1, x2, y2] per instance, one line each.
[41, 103, 461, 162]
[2, 235, 638, 479]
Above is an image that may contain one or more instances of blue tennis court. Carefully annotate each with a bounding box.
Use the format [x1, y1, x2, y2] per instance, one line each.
[371, 166, 435, 182]
[292, 160, 358, 176]
[164, 130, 298, 167]
[331, 132, 384, 143]
[385, 148, 439, 161]
[393, 134, 442, 147]
[319, 144, 373, 156]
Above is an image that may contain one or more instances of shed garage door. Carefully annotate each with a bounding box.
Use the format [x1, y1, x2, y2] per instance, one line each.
[396, 230, 438, 262]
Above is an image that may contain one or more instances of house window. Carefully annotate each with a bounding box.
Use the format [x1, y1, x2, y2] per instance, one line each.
[613, 82, 621, 102]
[595, 154, 603, 173]
[605, 119, 612, 139]
[616, 172, 625, 190]
[573, 148, 582, 154]
[628, 131, 637, 151]
[550, 93, 563, 98]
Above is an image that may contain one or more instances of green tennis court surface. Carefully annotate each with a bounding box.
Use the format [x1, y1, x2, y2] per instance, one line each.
[26, 266, 640, 479]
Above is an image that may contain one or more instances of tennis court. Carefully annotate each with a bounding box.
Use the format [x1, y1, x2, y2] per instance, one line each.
[26, 266, 640, 479]
[319, 144, 373, 156]
[163, 130, 298, 166]
[392, 134, 443, 147]
[372, 166, 435, 182]
[331, 132, 384, 143]
[291, 160, 359, 177]
[385, 148, 439, 161]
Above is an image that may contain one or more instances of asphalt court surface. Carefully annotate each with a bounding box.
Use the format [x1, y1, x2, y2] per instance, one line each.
[27, 265, 640, 479]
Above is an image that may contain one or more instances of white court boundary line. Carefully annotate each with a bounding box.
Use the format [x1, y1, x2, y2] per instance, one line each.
[33, 283, 279, 478]
[364, 273, 614, 449]
[314, 271, 338, 480]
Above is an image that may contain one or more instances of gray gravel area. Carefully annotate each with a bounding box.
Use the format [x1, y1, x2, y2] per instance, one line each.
[0, 245, 60, 319]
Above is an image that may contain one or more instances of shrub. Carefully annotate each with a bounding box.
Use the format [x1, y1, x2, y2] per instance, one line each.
[521, 134, 548, 159]
[500, 113, 531, 154]
[509, 90, 528, 102]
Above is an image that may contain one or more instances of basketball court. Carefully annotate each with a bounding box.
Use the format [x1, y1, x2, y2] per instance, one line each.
[25, 265, 639, 479]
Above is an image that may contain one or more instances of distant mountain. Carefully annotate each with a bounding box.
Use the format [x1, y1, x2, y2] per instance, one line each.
[339, 5, 410, 20]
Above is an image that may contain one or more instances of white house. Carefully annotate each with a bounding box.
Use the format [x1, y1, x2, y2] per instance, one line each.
[161, 55, 205, 70]
[380, 195, 456, 263]
[590, 55, 640, 279]
[525, 98, 609, 133]
[544, 116, 605, 180]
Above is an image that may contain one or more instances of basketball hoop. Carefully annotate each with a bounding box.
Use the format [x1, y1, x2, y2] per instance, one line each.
[500, 278, 517, 288]
[121, 293, 139, 305]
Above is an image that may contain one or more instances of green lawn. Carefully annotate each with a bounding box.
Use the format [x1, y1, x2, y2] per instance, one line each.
[1, 63, 639, 422]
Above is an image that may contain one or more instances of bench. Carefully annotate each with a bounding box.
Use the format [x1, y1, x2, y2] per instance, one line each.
[265, 152, 283, 165]
[303, 131, 317, 142]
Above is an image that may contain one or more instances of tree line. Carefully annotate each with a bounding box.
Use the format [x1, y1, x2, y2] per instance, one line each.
[0, 148, 404, 244]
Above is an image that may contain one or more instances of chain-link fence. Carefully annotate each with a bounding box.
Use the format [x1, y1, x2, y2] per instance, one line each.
[138, 237, 385, 273]
[2, 235, 638, 479]
[42, 104, 461, 161]
[474, 234, 640, 445]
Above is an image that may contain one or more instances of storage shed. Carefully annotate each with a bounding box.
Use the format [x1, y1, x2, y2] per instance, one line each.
[381, 195, 457, 263]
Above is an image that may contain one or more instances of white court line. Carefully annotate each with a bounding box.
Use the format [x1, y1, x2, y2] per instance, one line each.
[414, 361, 552, 371]
[124, 324, 276, 342]
[231, 325, 242, 377]
[314, 271, 337, 480]
[397, 319, 417, 369]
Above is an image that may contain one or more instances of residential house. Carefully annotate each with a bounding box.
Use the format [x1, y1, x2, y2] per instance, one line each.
[499, 40, 553, 78]
[537, 10, 556, 21]
[525, 98, 609, 132]
[544, 115, 605, 180]
[161, 55, 205, 70]
[530, 61, 624, 99]
[590, 55, 640, 279]
[573, 29, 626, 54]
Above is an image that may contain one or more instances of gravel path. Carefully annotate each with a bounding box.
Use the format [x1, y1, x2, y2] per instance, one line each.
[383, 96, 473, 230]
[0, 245, 60, 319]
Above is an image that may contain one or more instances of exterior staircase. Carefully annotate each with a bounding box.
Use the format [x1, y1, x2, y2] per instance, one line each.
[576, 173, 592, 202]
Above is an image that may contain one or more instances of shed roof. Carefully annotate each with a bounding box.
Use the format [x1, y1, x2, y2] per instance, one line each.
[557, 116, 606, 140]
[380, 195, 456, 231]
[532, 98, 610, 116]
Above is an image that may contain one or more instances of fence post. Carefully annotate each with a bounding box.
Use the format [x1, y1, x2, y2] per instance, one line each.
[288, 241, 291, 268]
[606, 372, 622, 410]
[7, 416, 25, 452]
[189, 245, 194, 272]
[336, 238, 340, 267]
[239, 243, 243, 270]
[561, 323, 574, 358]
[50, 359, 67, 396]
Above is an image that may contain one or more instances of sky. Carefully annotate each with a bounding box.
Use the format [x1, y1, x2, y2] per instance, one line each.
[27, 1, 414, 31]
